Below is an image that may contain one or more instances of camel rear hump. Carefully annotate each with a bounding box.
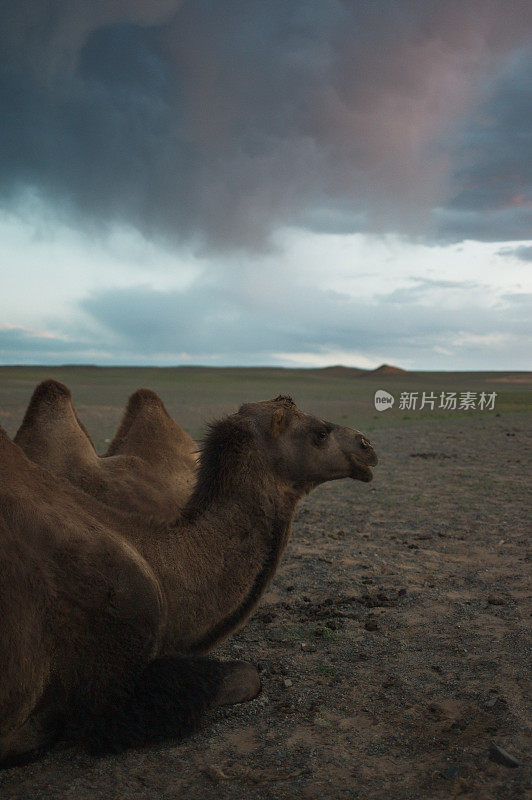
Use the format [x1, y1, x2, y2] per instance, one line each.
[14, 379, 98, 474]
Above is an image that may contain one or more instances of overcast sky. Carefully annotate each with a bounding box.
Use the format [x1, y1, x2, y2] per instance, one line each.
[1, 0, 531, 369]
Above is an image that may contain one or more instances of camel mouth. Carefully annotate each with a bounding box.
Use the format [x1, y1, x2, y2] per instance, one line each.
[348, 448, 378, 482]
[350, 463, 374, 482]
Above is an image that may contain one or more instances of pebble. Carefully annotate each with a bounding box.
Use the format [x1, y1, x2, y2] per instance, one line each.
[440, 765, 459, 779]
[205, 765, 229, 783]
[487, 595, 506, 605]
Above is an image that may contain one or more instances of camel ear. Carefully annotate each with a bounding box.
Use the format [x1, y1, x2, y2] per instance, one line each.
[271, 407, 287, 437]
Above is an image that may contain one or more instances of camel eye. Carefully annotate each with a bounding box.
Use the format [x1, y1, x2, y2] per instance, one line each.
[314, 429, 329, 445]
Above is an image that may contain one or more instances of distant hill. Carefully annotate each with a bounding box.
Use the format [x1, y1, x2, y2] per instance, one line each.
[370, 364, 407, 376]
[315, 365, 368, 377]
[311, 363, 407, 377]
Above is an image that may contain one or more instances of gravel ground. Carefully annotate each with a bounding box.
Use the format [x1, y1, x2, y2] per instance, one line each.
[0, 411, 530, 800]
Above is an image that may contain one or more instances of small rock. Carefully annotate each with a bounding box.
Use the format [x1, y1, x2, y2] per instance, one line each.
[276, 700, 295, 712]
[489, 742, 522, 768]
[488, 595, 506, 605]
[300, 641, 316, 652]
[440, 765, 459, 779]
[283, 678, 293, 688]
[364, 619, 380, 631]
[429, 704, 445, 720]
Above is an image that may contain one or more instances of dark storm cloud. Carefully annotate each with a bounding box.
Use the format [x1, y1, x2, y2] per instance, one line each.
[0, 0, 531, 250]
[436, 49, 532, 243]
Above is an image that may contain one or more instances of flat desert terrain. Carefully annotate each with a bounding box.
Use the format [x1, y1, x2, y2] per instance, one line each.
[0, 366, 530, 800]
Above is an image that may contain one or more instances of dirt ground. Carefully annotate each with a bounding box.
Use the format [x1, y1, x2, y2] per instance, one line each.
[0, 403, 529, 800]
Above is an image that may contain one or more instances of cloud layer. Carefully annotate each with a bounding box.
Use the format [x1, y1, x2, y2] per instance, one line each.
[1, 257, 529, 370]
[1, 0, 531, 251]
[1, 2, 530, 370]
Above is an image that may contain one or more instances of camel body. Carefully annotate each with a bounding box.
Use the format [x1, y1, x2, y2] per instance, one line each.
[0, 394, 377, 765]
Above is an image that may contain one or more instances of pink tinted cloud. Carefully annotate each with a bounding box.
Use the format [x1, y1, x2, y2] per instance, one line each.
[0, 322, 57, 340]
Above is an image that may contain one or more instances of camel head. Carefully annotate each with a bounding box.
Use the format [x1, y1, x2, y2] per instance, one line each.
[237, 395, 378, 489]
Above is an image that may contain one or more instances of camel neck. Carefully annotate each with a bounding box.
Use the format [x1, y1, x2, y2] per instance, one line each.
[134, 444, 301, 656]
[187, 484, 299, 653]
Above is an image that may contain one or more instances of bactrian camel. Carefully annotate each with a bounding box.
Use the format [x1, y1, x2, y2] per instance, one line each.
[14, 380, 198, 522]
[0, 394, 378, 767]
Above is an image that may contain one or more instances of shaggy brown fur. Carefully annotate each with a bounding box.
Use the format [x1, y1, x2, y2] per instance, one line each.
[14, 381, 198, 522]
[0, 395, 377, 766]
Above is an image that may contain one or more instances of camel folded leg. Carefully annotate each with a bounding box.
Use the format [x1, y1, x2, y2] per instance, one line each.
[82, 657, 261, 756]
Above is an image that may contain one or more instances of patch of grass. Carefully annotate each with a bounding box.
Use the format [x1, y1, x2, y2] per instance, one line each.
[272, 622, 345, 644]
[272, 623, 311, 643]
[316, 664, 338, 678]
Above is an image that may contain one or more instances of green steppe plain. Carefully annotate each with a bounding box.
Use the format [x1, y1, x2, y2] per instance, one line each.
[0, 365, 529, 448]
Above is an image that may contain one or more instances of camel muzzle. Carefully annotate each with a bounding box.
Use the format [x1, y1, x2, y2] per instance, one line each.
[345, 432, 378, 482]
